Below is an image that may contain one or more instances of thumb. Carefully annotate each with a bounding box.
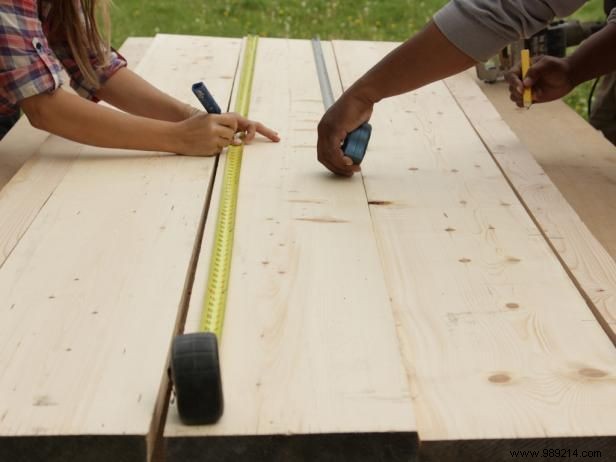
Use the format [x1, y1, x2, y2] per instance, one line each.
[524, 67, 539, 88]
[524, 59, 549, 88]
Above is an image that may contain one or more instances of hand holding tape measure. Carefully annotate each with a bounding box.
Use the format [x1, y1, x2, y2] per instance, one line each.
[312, 38, 373, 177]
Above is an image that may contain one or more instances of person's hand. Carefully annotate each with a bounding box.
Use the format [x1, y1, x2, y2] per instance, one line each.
[174, 112, 279, 156]
[507, 55, 574, 107]
[232, 112, 280, 144]
[317, 91, 373, 177]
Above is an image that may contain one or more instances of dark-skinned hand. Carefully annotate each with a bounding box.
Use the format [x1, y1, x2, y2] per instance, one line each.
[507, 55, 575, 107]
[317, 91, 372, 177]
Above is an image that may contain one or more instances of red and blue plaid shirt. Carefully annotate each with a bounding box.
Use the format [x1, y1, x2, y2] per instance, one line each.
[0, 0, 126, 131]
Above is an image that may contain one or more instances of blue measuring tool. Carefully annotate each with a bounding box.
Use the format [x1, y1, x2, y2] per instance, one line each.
[311, 38, 372, 165]
[192, 82, 222, 114]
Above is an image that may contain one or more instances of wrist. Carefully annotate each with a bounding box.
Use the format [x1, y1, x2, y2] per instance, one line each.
[183, 104, 202, 119]
[348, 77, 383, 105]
[562, 55, 584, 87]
[160, 120, 183, 153]
[168, 102, 201, 122]
[564, 53, 587, 87]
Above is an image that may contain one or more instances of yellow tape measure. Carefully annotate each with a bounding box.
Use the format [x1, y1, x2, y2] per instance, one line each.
[521, 49, 532, 109]
[199, 36, 259, 337]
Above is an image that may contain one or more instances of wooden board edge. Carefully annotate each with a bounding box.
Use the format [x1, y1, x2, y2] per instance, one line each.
[444, 71, 616, 345]
[166, 432, 418, 462]
[153, 38, 245, 460]
[0, 435, 147, 462]
[419, 436, 616, 462]
[172, 35, 246, 333]
[147, 154, 222, 462]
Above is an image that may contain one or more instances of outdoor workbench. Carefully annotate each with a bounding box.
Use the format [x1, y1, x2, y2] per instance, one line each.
[1, 35, 615, 462]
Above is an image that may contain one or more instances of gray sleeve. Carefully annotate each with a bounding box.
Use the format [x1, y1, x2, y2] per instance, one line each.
[433, 0, 588, 62]
[609, 8, 616, 23]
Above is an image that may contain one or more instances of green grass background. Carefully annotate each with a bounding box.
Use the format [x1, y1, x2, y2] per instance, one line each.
[110, 0, 606, 118]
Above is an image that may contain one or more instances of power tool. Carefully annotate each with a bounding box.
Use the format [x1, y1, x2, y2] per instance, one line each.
[476, 19, 605, 83]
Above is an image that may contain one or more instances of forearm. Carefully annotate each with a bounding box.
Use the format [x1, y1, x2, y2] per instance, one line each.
[95, 68, 197, 122]
[567, 22, 616, 86]
[348, 22, 475, 104]
[21, 88, 178, 152]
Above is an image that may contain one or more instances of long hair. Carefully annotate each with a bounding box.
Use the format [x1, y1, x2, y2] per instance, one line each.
[46, 0, 112, 89]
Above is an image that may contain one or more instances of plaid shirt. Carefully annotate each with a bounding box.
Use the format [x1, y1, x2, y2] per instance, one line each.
[0, 0, 126, 125]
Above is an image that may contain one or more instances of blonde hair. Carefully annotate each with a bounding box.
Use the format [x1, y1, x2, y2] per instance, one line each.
[47, 0, 112, 89]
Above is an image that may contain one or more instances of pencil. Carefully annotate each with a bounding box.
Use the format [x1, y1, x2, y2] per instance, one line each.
[521, 49, 532, 109]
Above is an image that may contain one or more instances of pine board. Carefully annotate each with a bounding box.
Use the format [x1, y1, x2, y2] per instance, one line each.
[333, 40, 616, 461]
[0, 35, 241, 462]
[474, 75, 616, 258]
[445, 71, 616, 345]
[0, 37, 156, 268]
[0, 37, 149, 191]
[164, 38, 417, 462]
[0, 120, 49, 191]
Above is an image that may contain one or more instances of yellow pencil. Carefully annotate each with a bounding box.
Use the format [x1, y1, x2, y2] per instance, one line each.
[521, 49, 532, 109]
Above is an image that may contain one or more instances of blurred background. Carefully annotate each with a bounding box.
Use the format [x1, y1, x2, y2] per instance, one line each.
[110, 0, 606, 118]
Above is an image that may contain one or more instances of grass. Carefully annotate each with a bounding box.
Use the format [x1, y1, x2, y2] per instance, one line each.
[109, 0, 449, 45]
[110, 0, 606, 118]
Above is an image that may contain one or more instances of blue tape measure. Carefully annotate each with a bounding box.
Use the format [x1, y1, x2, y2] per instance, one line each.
[192, 82, 222, 114]
[342, 123, 372, 165]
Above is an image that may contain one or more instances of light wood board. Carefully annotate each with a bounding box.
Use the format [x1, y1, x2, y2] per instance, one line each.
[476, 76, 616, 258]
[0, 120, 49, 191]
[0, 37, 149, 191]
[445, 71, 616, 345]
[333, 40, 616, 461]
[0, 37, 156, 268]
[164, 38, 417, 462]
[118, 37, 155, 68]
[0, 35, 241, 462]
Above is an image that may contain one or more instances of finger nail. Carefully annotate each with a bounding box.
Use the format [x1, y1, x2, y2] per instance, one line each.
[343, 157, 353, 166]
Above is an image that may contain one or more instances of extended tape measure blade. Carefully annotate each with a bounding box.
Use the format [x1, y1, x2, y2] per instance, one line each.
[199, 37, 259, 337]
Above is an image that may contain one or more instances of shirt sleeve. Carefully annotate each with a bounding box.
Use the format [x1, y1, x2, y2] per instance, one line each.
[433, 0, 588, 62]
[0, 0, 64, 107]
[609, 8, 616, 23]
[53, 42, 127, 101]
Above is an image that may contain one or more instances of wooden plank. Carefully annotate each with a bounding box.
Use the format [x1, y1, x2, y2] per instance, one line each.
[0, 120, 49, 190]
[475, 76, 616, 258]
[164, 38, 417, 462]
[118, 37, 155, 66]
[445, 71, 616, 344]
[333, 40, 616, 460]
[0, 37, 151, 191]
[0, 37, 154, 267]
[0, 35, 242, 462]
